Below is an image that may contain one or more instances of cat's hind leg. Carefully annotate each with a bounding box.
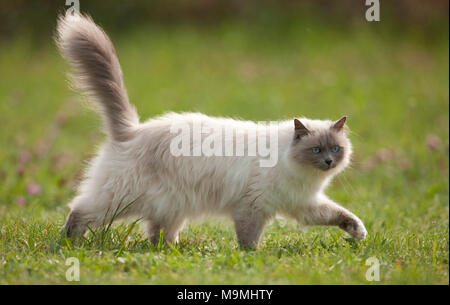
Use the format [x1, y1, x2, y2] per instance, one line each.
[143, 220, 160, 245]
[144, 217, 185, 246]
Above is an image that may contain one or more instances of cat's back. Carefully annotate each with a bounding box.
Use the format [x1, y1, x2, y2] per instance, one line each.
[124, 112, 263, 211]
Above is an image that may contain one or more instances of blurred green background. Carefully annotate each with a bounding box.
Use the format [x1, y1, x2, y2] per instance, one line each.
[0, 1, 448, 284]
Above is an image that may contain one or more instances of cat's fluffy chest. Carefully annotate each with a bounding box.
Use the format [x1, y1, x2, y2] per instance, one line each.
[261, 164, 329, 217]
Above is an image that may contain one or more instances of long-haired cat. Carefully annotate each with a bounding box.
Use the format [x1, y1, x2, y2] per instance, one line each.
[57, 14, 367, 248]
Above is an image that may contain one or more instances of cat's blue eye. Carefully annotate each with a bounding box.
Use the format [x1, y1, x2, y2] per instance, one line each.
[312, 147, 321, 154]
[332, 145, 340, 153]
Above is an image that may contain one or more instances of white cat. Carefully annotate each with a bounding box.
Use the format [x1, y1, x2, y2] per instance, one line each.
[57, 14, 367, 248]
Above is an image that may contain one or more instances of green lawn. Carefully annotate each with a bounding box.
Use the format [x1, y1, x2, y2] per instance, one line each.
[0, 19, 448, 284]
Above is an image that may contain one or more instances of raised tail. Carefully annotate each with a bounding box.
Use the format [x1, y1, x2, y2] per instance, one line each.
[56, 14, 139, 142]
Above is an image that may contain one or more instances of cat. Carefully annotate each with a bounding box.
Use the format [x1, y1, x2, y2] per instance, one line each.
[57, 14, 367, 248]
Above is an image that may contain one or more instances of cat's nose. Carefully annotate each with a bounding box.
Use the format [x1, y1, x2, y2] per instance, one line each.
[325, 159, 333, 166]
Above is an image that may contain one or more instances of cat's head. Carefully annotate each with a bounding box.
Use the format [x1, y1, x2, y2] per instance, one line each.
[288, 116, 352, 173]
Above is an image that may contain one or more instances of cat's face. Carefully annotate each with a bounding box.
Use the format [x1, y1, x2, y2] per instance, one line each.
[289, 117, 351, 172]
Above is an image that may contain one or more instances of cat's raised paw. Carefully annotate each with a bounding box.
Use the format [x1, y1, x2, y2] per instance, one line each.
[352, 224, 367, 240]
[339, 217, 367, 240]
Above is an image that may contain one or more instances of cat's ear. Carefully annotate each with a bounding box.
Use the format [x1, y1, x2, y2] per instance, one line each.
[294, 119, 310, 140]
[332, 116, 347, 132]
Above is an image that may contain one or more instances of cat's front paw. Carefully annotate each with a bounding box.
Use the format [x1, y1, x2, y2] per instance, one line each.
[353, 221, 368, 240]
[339, 217, 367, 240]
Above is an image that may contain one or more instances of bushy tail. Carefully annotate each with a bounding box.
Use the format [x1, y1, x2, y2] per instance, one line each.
[56, 14, 139, 142]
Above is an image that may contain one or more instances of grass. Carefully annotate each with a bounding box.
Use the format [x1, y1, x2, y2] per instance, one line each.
[0, 17, 448, 284]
